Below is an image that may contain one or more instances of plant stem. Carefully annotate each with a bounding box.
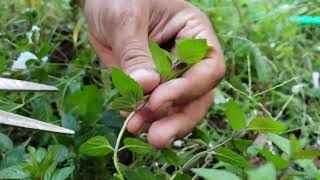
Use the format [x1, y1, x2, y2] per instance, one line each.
[113, 99, 149, 179]
[113, 111, 136, 179]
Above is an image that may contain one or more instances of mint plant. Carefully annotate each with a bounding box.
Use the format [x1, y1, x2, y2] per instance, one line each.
[78, 38, 318, 179]
[78, 38, 212, 179]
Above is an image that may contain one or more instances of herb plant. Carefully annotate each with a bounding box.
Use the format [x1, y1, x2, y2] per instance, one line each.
[79, 38, 212, 179]
[0, 0, 319, 180]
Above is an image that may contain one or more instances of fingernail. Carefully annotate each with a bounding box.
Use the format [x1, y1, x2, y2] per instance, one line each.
[129, 69, 160, 93]
[129, 69, 159, 82]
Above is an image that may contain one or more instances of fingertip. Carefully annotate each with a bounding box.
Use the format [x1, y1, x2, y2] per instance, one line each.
[147, 121, 176, 149]
[127, 113, 145, 135]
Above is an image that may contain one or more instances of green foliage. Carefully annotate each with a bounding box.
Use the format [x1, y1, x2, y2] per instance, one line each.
[248, 118, 287, 134]
[225, 100, 246, 130]
[79, 136, 113, 157]
[149, 41, 172, 78]
[123, 138, 155, 154]
[176, 38, 211, 64]
[124, 167, 165, 180]
[246, 163, 277, 180]
[267, 133, 290, 155]
[0, 133, 13, 153]
[110, 67, 144, 112]
[67, 85, 103, 124]
[257, 149, 289, 169]
[215, 147, 251, 168]
[0, 166, 30, 179]
[192, 168, 240, 180]
[161, 148, 181, 167]
[111, 67, 144, 102]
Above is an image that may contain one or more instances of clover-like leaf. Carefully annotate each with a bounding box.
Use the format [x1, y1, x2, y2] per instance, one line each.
[176, 38, 211, 64]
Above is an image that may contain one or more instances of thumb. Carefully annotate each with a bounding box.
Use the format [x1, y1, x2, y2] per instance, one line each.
[113, 35, 160, 94]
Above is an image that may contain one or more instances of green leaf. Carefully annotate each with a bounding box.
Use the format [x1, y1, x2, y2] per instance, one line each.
[61, 115, 80, 132]
[247, 163, 276, 180]
[51, 166, 75, 180]
[79, 136, 113, 157]
[290, 134, 302, 156]
[44, 163, 57, 180]
[253, 49, 273, 83]
[295, 159, 319, 178]
[123, 138, 154, 154]
[248, 118, 287, 134]
[192, 168, 241, 180]
[267, 133, 290, 154]
[161, 148, 181, 167]
[225, 100, 246, 130]
[257, 149, 289, 169]
[111, 67, 143, 102]
[67, 85, 103, 124]
[111, 95, 137, 112]
[247, 163, 277, 180]
[233, 138, 252, 152]
[215, 147, 251, 168]
[292, 150, 320, 160]
[0, 132, 13, 152]
[0, 166, 30, 179]
[173, 173, 192, 180]
[149, 41, 172, 78]
[176, 38, 211, 64]
[124, 167, 163, 180]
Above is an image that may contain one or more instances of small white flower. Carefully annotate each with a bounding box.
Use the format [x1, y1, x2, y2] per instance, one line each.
[152, 162, 159, 167]
[280, 4, 290, 10]
[270, 43, 276, 48]
[214, 90, 226, 105]
[26, 25, 40, 44]
[41, 56, 49, 63]
[11, 52, 37, 71]
[173, 140, 184, 148]
[291, 84, 306, 94]
[312, 72, 320, 89]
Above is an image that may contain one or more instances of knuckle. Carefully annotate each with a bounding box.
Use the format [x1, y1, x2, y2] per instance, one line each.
[119, 41, 152, 72]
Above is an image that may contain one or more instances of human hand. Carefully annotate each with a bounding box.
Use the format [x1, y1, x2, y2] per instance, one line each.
[83, 0, 225, 148]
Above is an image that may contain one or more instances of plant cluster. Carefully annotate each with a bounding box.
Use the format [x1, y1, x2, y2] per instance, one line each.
[0, 0, 319, 180]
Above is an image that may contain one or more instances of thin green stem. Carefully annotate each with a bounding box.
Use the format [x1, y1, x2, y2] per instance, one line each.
[113, 111, 136, 179]
[113, 99, 149, 179]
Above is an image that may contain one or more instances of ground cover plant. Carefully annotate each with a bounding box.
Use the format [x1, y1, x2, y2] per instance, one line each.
[0, 0, 319, 179]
